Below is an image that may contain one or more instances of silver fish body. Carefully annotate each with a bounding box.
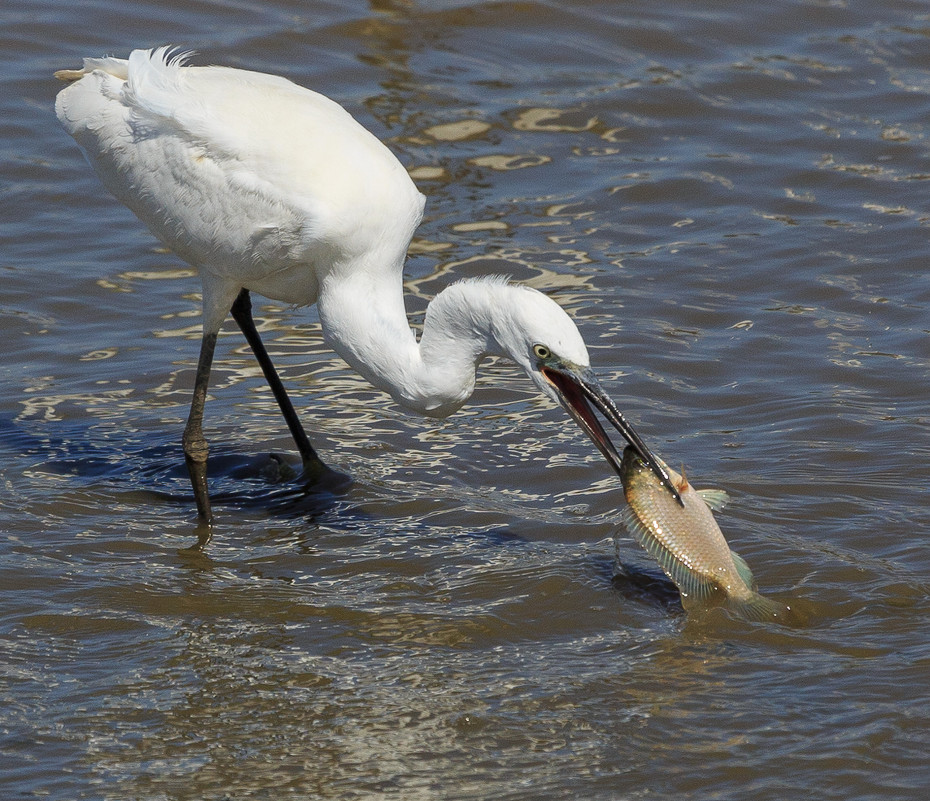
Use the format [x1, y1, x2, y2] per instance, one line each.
[619, 447, 793, 623]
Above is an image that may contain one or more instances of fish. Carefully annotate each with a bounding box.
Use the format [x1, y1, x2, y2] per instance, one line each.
[618, 446, 794, 624]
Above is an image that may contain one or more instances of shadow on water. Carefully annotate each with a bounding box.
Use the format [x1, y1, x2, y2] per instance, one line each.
[611, 558, 686, 614]
[2, 414, 534, 549]
[0, 415, 352, 520]
[609, 551, 818, 629]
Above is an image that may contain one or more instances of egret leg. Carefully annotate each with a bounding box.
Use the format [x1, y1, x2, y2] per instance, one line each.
[183, 328, 218, 526]
[229, 289, 333, 483]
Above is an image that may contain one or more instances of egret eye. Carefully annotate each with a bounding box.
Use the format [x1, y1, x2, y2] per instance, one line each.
[533, 344, 551, 360]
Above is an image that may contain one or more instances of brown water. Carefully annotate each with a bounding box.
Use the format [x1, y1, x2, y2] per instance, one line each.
[3, 1, 930, 798]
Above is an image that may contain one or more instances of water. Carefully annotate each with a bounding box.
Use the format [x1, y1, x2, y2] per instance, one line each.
[3, 0, 930, 798]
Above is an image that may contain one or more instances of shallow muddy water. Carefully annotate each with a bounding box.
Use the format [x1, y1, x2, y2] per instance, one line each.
[2, 1, 930, 798]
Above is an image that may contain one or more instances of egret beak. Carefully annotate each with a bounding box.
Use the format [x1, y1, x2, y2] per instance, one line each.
[541, 364, 683, 506]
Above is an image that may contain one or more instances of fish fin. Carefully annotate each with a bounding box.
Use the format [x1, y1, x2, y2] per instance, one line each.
[620, 503, 719, 606]
[619, 503, 652, 548]
[726, 593, 797, 625]
[696, 489, 729, 511]
[729, 549, 757, 592]
[673, 566, 720, 608]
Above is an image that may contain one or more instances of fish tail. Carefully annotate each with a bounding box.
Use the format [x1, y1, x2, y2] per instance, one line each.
[726, 592, 798, 625]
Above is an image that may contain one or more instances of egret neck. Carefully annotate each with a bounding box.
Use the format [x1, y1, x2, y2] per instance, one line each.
[317, 270, 512, 419]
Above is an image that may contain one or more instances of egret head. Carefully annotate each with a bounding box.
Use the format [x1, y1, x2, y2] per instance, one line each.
[500, 285, 682, 505]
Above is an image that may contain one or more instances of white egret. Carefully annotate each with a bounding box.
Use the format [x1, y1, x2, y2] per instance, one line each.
[55, 48, 680, 541]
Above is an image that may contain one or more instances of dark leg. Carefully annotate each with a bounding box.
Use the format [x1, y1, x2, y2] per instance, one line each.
[229, 289, 333, 483]
[183, 329, 218, 526]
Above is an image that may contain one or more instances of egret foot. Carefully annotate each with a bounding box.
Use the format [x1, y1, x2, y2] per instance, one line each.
[238, 452, 299, 483]
[179, 518, 214, 554]
[227, 452, 350, 491]
[299, 455, 352, 493]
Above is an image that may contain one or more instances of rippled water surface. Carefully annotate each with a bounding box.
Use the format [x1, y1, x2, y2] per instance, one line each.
[3, 1, 930, 798]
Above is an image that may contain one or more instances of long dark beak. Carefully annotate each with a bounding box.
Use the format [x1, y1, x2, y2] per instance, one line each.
[542, 364, 683, 506]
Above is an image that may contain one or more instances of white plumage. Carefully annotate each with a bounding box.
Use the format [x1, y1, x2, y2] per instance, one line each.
[55, 47, 677, 538]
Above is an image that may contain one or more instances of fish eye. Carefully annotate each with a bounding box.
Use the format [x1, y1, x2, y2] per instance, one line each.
[533, 344, 551, 360]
